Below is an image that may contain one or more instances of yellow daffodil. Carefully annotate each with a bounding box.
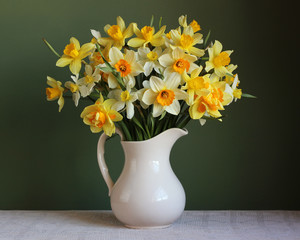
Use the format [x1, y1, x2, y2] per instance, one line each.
[182, 67, 211, 105]
[169, 26, 204, 57]
[80, 95, 123, 136]
[128, 24, 166, 48]
[46, 76, 64, 112]
[56, 37, 95, 75]
[99, 16, 134, 50]
[224, 64, 238, 85]
[142, 73, 188, 117]
[158, 47, 198, 82]
[205, 40, 233, 77]
[228, 74, 242, 102]
[189, 76, 233, 121]
[178, 15, 201, 33]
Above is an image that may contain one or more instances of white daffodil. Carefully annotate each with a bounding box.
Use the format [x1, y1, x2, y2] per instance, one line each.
[159, 47, 199, 83]
[90, 29, 101, 42]
[64, 75, 81, 107]
[142, 73, 188, 117]
[137, 47, 163, 76]
[229, 74, 242, 103]
[77, 64, 101, 97]
[104, 47, 144, 89]
[108, 87, 138, 119]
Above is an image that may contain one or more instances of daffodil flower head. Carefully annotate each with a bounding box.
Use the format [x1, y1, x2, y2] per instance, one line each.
[142, 73, 188, 117]
[56, 37, 95, 75]
[77, 65, 101, 97]
[105, 47, 144, 89]
[205, 40, 233, 77]
[178, 15, 201, 33]
[80, 95, 123, 136]
[99, 16, 134, 50]
[137, 47, 163, 76]
[65, 74, 81, 107]
[169, 26, 204, 57]
[159, 47, 198, 83]
[128, 24, 166, 48]
[108, 87, 138, 119]
[182, 67, 211, 105]
[46, 76, 65, 112]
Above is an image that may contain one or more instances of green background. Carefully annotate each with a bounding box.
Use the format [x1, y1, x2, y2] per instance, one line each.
[0, 0, 298, 210]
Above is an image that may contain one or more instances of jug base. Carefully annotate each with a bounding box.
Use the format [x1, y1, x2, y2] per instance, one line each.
[124, 224, 171, 229]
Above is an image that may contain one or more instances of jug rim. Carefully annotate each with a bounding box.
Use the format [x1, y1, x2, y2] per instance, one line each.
[118, 127, 188, 143]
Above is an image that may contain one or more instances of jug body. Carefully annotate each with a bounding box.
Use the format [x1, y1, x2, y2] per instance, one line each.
[97, 128, 188, 228]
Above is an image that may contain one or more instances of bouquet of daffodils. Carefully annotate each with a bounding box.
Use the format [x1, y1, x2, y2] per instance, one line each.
[44, 15, 254, 141]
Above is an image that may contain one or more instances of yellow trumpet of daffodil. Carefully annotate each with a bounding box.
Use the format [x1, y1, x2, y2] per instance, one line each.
[80, 95, 123, 136]
[99, 16, 134, 50]
[56, 37, 95, 75]
[205, 40, 233, 77]
[45, 76, 65, 112]
[128, 24, 166, 48]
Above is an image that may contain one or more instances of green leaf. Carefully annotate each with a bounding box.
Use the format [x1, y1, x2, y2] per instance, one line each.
[204, 30, 211, 47]
[42, 38, 61, 58]
[158, 16, 163, 29]
[242, 93, 257, 99]
[118, 121, 132, 141]
[98, 66, 113, 72]
[150, 15, 154, 27]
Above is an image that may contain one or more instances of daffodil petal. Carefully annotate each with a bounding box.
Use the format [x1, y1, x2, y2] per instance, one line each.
[124, 50, 135, 64]
[150, 37, 165, 47]
[70, 37, 80, 50]
[165, 100, 180, 115]
[126, 102, 134, 119]
[117, 16, 126, 32]
[123, 23, 134, 38]
[109, 47, 123, 65]
[213, 40, 223, 56]
[158, 53, 173, 67]
[150, 76, 164, 92]
[79, 43, 95, 58]
[69, 58, 81, 74]
[128, 38, 146, 48]
[56, 56, 73, 67]
[165, 73, 180, 89]
[189, 47, 205, 57]
[144, 61, 155, 76]
[142, 89, 157, 105]
[173, 89, 188, 100]
[153, 103, 164, 117]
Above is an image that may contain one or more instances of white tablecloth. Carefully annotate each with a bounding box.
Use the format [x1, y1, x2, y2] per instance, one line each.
[0, 210, 299, 240]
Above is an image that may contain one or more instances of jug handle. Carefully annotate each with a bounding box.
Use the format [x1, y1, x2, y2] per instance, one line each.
[97, 128, 124, 196]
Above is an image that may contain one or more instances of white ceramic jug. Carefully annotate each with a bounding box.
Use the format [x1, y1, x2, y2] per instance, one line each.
[97, 128, 188, 228]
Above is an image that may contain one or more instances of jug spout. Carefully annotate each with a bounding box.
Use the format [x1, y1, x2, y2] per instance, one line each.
[156, 128, 188, 146]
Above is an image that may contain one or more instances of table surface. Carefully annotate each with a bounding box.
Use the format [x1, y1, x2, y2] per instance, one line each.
[0, 210, 299, 240]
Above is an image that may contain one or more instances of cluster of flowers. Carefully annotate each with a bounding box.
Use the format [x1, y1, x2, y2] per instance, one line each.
[45, 15, 246, 140]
